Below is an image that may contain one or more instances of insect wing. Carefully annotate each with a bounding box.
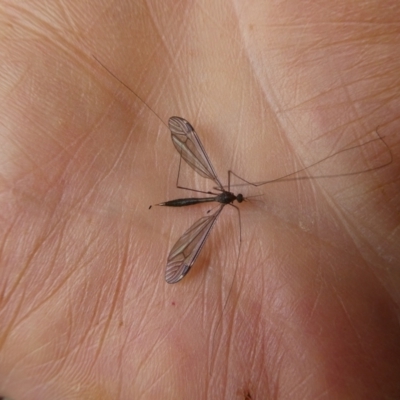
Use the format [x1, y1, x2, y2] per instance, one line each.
[168, 116, 224, 190]
[165, 205, 224, 283]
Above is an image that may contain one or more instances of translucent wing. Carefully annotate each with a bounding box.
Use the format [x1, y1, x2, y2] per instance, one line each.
[168, 116, 224, 190]
[165, 205, 224, 284]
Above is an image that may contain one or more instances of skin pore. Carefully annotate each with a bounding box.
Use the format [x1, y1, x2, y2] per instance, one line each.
[0, 1, 399, 399]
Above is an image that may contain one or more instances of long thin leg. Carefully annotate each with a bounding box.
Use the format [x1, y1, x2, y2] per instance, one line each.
[227, 130, 392, 189]
[209, 202, 242, 373]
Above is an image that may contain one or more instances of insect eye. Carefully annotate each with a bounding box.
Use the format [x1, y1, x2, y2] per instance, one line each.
[237, 194, 244, 203]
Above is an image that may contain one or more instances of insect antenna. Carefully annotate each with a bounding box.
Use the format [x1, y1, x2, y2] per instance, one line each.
[92, 55, 168, 131]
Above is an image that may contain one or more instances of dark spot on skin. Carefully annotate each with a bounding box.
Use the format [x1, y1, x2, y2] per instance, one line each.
[236, 387, 253, 399]
[172, 301, 175, 306]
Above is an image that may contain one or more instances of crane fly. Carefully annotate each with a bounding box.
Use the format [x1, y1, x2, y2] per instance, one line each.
[92, 55, 392, 286]
[150, 116, 243, 284]
[150, 116, 391, 284]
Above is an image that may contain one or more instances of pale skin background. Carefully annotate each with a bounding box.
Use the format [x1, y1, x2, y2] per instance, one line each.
[0, 0, 400, 399]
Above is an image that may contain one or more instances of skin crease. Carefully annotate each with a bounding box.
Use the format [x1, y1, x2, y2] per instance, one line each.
[0, 0, 399, 399]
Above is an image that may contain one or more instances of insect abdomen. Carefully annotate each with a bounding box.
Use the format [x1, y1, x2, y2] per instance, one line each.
[159, 197, 216, 207]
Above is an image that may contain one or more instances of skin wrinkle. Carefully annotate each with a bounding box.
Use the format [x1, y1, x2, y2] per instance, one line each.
[202, 267, 212, 327]
[246, 312, 261, 368]
[294, 370, 320, 398]
[331, 284, 364, 344]
[308, 272, 325, 320]
[3, 127, 52, 188]
[5, 341, 44, 387]
[5, 3, 79, 63]
[94, 228, 130, 362]
[110, 308, 126, 400]
[117, 334, 131, 397]
[0, 59, 34, 108]
[0, 285, 26, 350]
[56, 0, 79, 37]
[11, 130, 101, 231]
[333, 190, 384, 253]
[65, 152, 133, 222]
[227, 285, 249, 377]
[70, 289, 96, 333]
[207, 273, 225, 342]
[287, 371, 314, 399]
[1, 212, 63, 315]
[328, 285, 379, 387]
[94, 127, 136, 190]
[137, 339, 169, 391]
[3, 4, 49, 39]
[132, 285, 160, 343]
[387, 224, 400, 243]
[36, 241, 115, 368]
[15, 222, 71, 319]
[43, 343, 73, 383]
[19, 138, 67, 190]
[0, 210, 18, 272]
[335, 67, 362, 136]
[87, 287, 112, 342]
[35, 123, 94, 177]
[119, 12, 180, 108]
[311, 179, 370, 258]
[264, 334, 284, 400]
[77, 282, 104, 351]
[140, 362, 173, 398]
[137, 329, 170, 382]
[199, 3, 242, 49]
[146, 2, 175, 56]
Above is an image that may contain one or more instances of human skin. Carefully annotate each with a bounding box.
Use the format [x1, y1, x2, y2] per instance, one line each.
[0, 1, 400, 399]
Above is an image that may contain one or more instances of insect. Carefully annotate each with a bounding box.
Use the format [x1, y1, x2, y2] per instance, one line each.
[150, 116, 244, 284]
[150, 116, 391, 284]
[93, 56, 392, 285]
